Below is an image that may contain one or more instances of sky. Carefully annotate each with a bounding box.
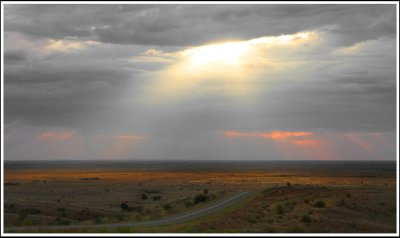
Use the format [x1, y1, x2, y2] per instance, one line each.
[2, 3, 398, 161]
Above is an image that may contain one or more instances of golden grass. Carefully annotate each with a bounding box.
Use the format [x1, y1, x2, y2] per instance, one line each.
[5, 169, 395, 186]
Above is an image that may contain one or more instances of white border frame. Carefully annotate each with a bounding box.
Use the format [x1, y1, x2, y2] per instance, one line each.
[1, 1, 399, 237]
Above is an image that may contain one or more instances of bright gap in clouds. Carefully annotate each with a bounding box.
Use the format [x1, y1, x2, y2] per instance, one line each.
[182, 41, 249, 66]
[139, 31, 321, 102]
[181, 31, 313, 67]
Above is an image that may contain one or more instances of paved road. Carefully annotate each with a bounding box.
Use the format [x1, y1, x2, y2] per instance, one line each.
[5, 191, 251, 232]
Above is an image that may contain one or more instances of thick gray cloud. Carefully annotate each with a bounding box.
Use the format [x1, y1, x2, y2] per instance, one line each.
[2, 3, 397, 161]
[4, 4, 396, 46]
[4, 57, 144, 128]
[4, 50, 30, 63]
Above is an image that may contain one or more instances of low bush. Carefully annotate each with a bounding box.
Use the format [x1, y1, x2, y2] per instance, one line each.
[56, 218, 71, 225]
[301, 215, 312, 223]
[336, 199, 346, 207]
[163, 204, 172, 210]
[194, 194, 209, 204]
[313, 200, 326, 208]
[129, 205, 144, 213]
[140, 189, 161, 194]
[120, 202, 129, 211]
[57, 207, 66, 217]
[23, 208, 41, 215]
[120, 202, 143, 212]
[275, 204, 284, 215]
[184, 201, 193, 207]
[4, 182, 20, 186]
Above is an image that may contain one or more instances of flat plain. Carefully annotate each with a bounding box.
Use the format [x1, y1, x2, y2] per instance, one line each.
[3, 160, 397, 233]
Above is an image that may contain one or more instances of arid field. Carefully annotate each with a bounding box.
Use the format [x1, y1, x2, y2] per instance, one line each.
[3, 161, 397, 233]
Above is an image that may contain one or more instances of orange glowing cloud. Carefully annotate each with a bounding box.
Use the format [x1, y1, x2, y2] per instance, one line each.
[221, 130, 313, 141]
[221, 130, 341, 160]
[266, 131, 313, 140]
[222, 130, 253, 138]
[35, 131, 75, 141]
[291, 139, 321, 146]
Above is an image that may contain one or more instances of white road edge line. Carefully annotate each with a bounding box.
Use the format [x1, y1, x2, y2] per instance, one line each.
[137, 191, 249, 225]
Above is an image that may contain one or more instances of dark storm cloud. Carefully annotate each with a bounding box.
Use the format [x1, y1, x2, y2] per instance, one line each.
[254, 78, 396, 133]
[245, 45, 397, 133]
[4, 4, 396, 46]
[4, 57, 139, 127]
[5, 63, 130, 84]
[4, 50, 29, 63]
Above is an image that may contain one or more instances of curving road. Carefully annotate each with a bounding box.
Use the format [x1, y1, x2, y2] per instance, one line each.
[5, 191, 251, 232]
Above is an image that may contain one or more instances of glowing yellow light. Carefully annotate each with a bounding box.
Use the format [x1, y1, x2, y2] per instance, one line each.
[45, 39, 98, 52]
[177, 32, 314, 68]
[139, 31, 321, 103]
[247, 32, 311, 46]
[182, 41, 249, 66]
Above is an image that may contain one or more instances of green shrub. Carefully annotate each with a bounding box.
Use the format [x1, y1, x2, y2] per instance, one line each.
[153, 196, 161, 200]
[56, 218, 71, 225]
[348, 221, 358, 229]
[336, 199, 346, 207]
[18, 211, 27, 221]
[57, 207, 66, 217]
[94, 216, 102, 224]
[313, 200, 326, 208]
[301, 215, 312, 223]
[265, 227, 276, 232]
[23, 208, 41, 214]
[7, 204, 17, 213]
[141, 193, 148, 200]
[247, 217, 257, 224]
[120, 202, 129, 211]
[275, 204, 284, 215]
[194, 194, 209, 204]
[163, 204, 172, 210]
[184, 201, 193, 207]
[129, 205, 144, 213]
[120, 202, 143, 212]
[4, 182, 20, 186]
